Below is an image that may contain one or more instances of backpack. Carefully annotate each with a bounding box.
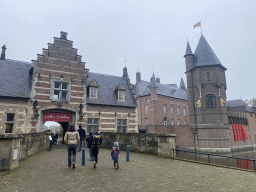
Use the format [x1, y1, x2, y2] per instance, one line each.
[92, 134, 101, 147]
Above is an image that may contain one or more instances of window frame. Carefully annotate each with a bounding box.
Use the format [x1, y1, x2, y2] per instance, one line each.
[89, 87, 98, 99]
[206, 94, 216, 107]
[87, 118, 99, 133]
[171, 119, 174, 125]
[5, 113, 15, 134]
[145, 118, 148, 125]
[118, 90, 125, 101]
[145, 105, 148, 114]
[171, 106, 174, 115]
[183, 108, 186, 116]
[177, 107, 180, 116]
[117, 119, 127, 133]
[163, 105, 167, 115]
[50, 78, 71, 102]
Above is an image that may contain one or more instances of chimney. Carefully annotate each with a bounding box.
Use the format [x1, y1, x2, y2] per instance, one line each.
[156, 77, 160, 83]
[136, 72, 141, 83]
[1, 45, 6, 60]
[60, 31, 68, 40]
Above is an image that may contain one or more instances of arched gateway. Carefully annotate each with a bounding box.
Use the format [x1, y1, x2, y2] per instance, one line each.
[42, 109, 76, 143]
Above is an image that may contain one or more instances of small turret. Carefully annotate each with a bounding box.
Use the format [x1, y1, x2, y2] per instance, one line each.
[184, 41, 194, 72]
[180, 77, 186, 90]
[1, 44, 6, 60]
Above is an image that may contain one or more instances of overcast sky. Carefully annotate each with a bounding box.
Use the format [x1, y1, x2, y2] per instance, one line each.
[1, 0, 255, 102]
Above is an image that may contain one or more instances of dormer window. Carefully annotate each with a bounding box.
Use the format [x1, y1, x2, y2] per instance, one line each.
[88, 79, 99, 99]
[116, 83, 126, 102]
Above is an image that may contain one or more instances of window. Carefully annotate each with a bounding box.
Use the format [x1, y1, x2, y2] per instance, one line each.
[177, 107, 180, 116]
[52, 81, 69, 101]
[171, 106, 174, 115]
[117, 119, 127, 133]
[206, 94, 216, 107]
[183, 108, 186, 116]
[88, 79, 99, 99]
[184, 120, 187, 125]
[145, 105, 148, 114]
[145, 118, 148, 125]
[141, 99, 144, 104]
[163, 105, 167, 115]
[5, 113, 15, 133]
[164, 117, 167, 125]
[90, 87, 98, 99]
[178, 119, 181, 125]
[177, 101, 179, 105]
[183, 102, 186, 106]
[118, 90, 125, 101]
[171, 119, 174, 125]
[87, 118, 99, 133]
[147, 99, 150, 103]
[171, 100, 173, 104]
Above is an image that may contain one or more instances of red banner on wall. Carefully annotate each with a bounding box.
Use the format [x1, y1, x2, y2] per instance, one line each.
[43, 112, 72, 122]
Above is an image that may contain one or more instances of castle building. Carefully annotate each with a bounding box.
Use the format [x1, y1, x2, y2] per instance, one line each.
[134, 71, 189, 133]
[184, 35, 229, 151]
[0, 32, 138, 136]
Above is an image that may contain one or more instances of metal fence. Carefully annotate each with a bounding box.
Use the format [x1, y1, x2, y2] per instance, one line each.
[0, 158, 6, 172]
[172, 149, 256, 171]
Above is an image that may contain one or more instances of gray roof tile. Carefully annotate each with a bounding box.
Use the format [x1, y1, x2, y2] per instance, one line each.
[134, 80, 188, 100]
[86, 72, 137, 107]
[0, 59, 32, 98]
[227, 99, 254, 113]
[193, 35, 226, 70]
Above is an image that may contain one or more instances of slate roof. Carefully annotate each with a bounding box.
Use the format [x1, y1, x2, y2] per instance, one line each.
[227, 99, 254, 113]
[134, 80, 188, 100]
[86, 72, 137, 107]
[193, 35, 226, 70]
[184, 42, 193, 56]
[0, 59, 32, 98]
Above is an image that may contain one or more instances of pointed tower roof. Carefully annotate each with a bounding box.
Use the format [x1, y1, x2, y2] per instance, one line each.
[252, 99, 256, 108]
[180, 77, 186, 90]
[193, 35, 226, 70]
[150, 73, 157, 88]
[184, 41, 193, 56]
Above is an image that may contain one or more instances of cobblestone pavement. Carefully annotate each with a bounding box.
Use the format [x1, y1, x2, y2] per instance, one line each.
[1, 144, 256, 192]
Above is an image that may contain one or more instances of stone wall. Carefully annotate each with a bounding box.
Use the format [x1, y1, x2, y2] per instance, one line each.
[0, 132, 51, 171]
[100, 132, 176, 157]
[19, 132, 51, 161]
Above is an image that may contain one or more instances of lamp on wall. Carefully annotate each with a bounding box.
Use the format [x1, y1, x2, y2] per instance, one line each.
[33, 100, 39, 119]
[79, 103, 83, 120]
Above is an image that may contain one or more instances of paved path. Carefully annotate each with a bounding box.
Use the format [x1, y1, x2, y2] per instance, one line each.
[1, 144, 256, 192]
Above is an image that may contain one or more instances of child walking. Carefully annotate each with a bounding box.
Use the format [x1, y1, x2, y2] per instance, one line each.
[111, 141, 120, 169]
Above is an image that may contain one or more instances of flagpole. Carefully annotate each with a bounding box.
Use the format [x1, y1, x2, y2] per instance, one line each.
[201, 20, 202, 34]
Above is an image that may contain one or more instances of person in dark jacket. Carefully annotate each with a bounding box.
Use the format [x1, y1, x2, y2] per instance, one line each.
[88, 129, 103, 168]
[86, 132, 93, 160]
[77, 125, 86, 152]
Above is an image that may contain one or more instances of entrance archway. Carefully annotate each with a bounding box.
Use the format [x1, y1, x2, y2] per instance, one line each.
[41, 109, 76, 143]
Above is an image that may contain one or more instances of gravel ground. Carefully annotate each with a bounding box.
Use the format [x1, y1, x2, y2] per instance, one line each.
[0, 144, 256, 192]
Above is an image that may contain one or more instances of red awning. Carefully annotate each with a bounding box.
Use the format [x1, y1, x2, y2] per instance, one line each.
[241, 125, 248, 140]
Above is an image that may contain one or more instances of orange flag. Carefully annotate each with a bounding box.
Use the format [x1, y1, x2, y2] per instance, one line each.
[193, 22, 201, 29]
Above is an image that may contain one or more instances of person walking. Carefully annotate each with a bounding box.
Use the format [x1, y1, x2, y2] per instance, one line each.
[64, 126, 80, 169]
[111, 141, 120, 169]
[86, 132, 93, 161]
[88, 130, 103, 168]
[77, 125, 86, 152]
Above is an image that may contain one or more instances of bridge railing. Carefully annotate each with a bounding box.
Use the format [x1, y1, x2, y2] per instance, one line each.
[172, 149, 256, 171]
[0, 158, 6, 172]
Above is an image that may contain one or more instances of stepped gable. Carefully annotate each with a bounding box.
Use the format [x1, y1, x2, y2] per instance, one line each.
[193, 35, 226, 70]
[0, 59, 32, 98]
[86, 72, 137, 107]
[134, 80, 187, 100]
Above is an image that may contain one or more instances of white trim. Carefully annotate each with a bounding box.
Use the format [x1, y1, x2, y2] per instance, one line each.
[101, 122, 116, 125]
[37, 68, 85, 76]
